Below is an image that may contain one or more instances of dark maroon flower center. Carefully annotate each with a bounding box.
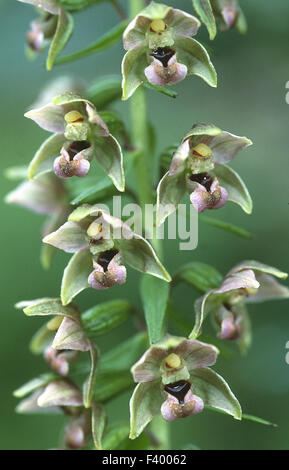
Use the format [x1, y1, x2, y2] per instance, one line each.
[151, 47, 175, 67]
[164, 380, 191, 404]
[97, 249, 119, 272]
[67, 141, 90, 160]
[190, 172, 213, 191]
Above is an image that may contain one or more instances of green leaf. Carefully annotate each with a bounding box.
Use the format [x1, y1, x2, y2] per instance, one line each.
[93, 134, 125, 192]
[118, 236, 171, 282]
[102, 422, 130, 450]
[70, 177, 117, 205]
[87, 75, 122, 109]
[82, 299, 133, 337]
[192, 0, 217, 40]
[191, 367, 242, 419]
[236, 7, 247, 35]
[129, 381, 163, 440]
[176, 37, 217, 88]
[91, 402, 106, 450]
[143, 82, 178, 99]
[61, 250, 92, 305]
[46, 9, 74, 70]
[93, 371, 134, 403]
[140, 275, 169, 345]
[13, 373, 58, 398]
[121, 47, 147, 100]
[173, 262, 223, 293]
[28, 134, 65, 180]
[214, 164, 253, 214]
[101, 332, 148, 373]
[199, 215, 252, 239]
[55, 20, 128, 66]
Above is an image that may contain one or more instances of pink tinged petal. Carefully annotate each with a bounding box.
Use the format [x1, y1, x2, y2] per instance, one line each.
[174, 339, 219, 370]
[132, 347, 167, 383]
[65, 424, 85, 449]
[216, 307, 241, 341]
[161, 389, 204, 421]
[5, 174, 63, 215]
[246, 274, 289, 303]
[44, 348, 79, 376]
[52, 317, 90, 352]
[222, 6, 239, 29]
[210, 131, 252, 164]
[25, 103, 65, 133]
[37, 380, 83, 408]
[145, 56, 187, 86]
[43, 220, 88, 253]
[169, 139, 190, 175]
[85, 102, 109, 137]
[123, 15, 150, 50]
[166, 8, 200, 38]
[215, 269, 260, 294]
[27, 27, 45, 52]
[190, 183, 209, 213]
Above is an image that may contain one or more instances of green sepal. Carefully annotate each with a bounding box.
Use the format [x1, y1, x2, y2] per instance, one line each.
[46, 8, 74, 70]
[61, 250, 92, 305]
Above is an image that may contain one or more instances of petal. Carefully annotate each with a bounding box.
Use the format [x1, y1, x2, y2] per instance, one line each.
[5, 173, 63, 215]
[214, 269, 260, 294]
[52, 316, 90, 351]
[246, 274, 289, 303]
[123, 14, 150, 50]
[131, 347, 167, 382]
[25, 103, 65, 133]
[174, 339, 219, 370]
[43, 220, 88, 253]
[228, 261, 288, 280]
[189, 183, 210, 213]
[175, 37, 217, 87]
[210, 131, 252, 164]
[37, 380, 83, 407]
[167, 8, 200, 38]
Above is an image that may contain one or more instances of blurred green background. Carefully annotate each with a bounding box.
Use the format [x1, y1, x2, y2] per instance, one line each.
[1, 0, 289, 450]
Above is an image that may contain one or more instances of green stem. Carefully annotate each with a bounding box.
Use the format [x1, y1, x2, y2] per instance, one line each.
[128, 0, 169, 450]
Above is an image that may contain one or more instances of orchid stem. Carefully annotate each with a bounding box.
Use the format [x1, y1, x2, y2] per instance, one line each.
[128, 0, 169, 450]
